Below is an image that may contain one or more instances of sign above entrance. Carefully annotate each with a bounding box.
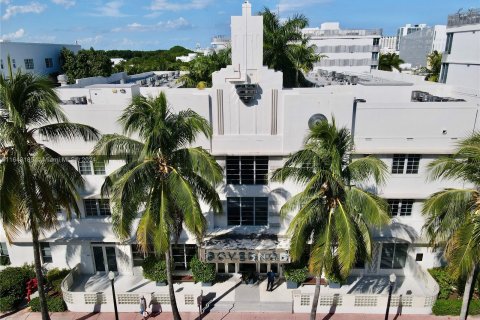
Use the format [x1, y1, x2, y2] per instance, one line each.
[204, 250, 290, 263]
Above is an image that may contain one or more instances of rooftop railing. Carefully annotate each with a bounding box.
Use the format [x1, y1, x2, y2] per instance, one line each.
[303, 29, 383, 37]
[447, 9, 480, 27]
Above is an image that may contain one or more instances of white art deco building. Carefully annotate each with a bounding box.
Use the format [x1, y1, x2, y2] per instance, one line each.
[1, 2, 480, 315]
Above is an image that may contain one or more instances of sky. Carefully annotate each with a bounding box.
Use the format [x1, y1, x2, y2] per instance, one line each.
[0, 0, 479, 51]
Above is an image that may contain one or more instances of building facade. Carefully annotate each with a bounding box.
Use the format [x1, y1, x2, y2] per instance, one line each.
[440, 9, 480, 91]
[396, 24, 428, 51]
[0, 41, 81, 77]
[380, 36, 397, 54]
[1, 2, 480, 314]
[399, 25, 446, 68]
[303, 22, 382, 73]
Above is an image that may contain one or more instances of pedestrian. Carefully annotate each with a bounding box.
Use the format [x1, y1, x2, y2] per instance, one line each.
[140, 295, 149, 319]
[266, 269, 275, 291]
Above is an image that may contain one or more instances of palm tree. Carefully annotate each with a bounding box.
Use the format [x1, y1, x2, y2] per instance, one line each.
[422, 133, 480, 320]
[271, 118, 390, 320]
[93, 92, 222, 320]
[287, 39, 324, 87]
[424, 50, 442, 82]
[0, 59, 99, 320]
[180, 48, 231, 88]
[379, 53, 404, 72]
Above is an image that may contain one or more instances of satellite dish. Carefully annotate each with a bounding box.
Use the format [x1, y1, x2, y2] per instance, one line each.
[308, 114, 327, 129]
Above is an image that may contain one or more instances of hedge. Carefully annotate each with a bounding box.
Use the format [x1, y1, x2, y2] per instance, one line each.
[190, 256, 216, 283]
[432, 299, 480, 316]
[46, 268, 70, 293]
[284, 265, 309, 284]
[142, 256, 167, 283]
[0, 266, 35, 312]
[29, 296, 66, 312]
[428, 267, 465, 299]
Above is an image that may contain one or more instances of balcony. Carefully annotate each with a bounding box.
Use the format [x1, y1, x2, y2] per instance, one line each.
[304, 28, 383, 38]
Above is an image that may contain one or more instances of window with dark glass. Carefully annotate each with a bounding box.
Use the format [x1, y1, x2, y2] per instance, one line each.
[416, 253, 423, 262]
[373, 38, 380, 45]
[24, 59, 34, 70]
[0, 242, 10, 265]
[445, 33, 453, 54]
[84, 199, 111, 217]
[391, 154, 420, 174]
[226, 156, 268, 185]
[40, 243, 52, 263]
[440, 63, 449, 83]
[388, 199, 414, 216]
[45, 58, 53, 68]
[172, 244, 196, 270]
[131, 244, 145, 267]
[78, 157, 105, 175]
[227, 197, 268, 226]
[380, 243, 408, 269]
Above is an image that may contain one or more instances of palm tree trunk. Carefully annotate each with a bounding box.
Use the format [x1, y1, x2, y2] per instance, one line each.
[310, 276, 321, 320]
[165, 248, 181, 320]
[31, 222, 50, 320]
[295, 69, 299, 87]
[460, 266, 476, 320]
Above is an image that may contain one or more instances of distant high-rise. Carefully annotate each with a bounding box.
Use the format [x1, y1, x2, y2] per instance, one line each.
[380, 36, 397, 53]
[396, 23, 428, 51]
[399, 25, 447, 68]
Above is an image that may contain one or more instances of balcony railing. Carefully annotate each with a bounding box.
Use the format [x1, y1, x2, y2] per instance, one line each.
[447, 9, 480, 27]
[304, 29, 383, 37]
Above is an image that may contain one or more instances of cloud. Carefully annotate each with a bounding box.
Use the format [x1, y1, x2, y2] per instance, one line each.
[278, 0, 332, 13]
[112, 17, 192, 32]
[0, 28, 25, 40]
[91, 0, 127, 17]
[0, 0, 11, 4]
[51, 0, 75, 8]
[149, 0, 212, 11]
[2, 2, 46, 20]
[76, 35, 103, 47]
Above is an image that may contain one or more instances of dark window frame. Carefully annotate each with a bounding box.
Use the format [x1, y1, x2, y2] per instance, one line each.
[391, 154, 421, 174]
[84, 199, 111, 217]
[45, 58, 53, 68]
[40, 243, 53, 263]
[226, 156, 268, 185]
[24, 58, 34, 70]
[388, 199, 414, 216]
[0, 242, 10, 265]
[380, 243, 408, 269]
[227, 197, 269, 226]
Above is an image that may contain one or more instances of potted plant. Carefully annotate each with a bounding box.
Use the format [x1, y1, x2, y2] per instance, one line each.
[142, 256, 167, 286]
[284, 265, 308, 289]
[191, 256, 216, 286]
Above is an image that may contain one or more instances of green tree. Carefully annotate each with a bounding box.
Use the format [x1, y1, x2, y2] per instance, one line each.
[92, 92, 222, 320]
[422, 133, 480, 320]
[424, 50, 442, 82]
[287, 39, 324, 87]
[180, 49, 231, 88]
[60, 47, 113, 83]
[0, 59, 99, 320]
[379, 53, 404, 72]
[271, 118, 390, 320]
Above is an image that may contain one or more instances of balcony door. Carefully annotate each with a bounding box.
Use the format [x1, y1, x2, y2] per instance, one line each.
[92, 245, 118, 273]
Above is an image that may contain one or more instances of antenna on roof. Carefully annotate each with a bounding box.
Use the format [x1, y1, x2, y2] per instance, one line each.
[456, 8, 463, 14]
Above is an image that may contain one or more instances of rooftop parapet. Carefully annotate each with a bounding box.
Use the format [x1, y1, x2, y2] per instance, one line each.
[447, 8, 480, 27]
[303, 28, 382, 37]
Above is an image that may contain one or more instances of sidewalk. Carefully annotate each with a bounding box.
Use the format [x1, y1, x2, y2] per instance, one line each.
[1, 310, 472, 320]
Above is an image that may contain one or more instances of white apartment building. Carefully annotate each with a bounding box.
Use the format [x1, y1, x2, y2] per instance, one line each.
[211, 35, 230, 53]
[303, 22, 382, 73]
[396, 24, 428, 51]
[0, 41, 81, 77]
[399, 25, 447, 68]
[380, 36, 397, 54]
[440, 9, 480, 91]
[1, 2, 480, 315]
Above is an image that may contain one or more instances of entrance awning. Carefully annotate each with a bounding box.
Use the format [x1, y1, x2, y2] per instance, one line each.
[203, 233, 290, 250]
[372, 223, 420, 243]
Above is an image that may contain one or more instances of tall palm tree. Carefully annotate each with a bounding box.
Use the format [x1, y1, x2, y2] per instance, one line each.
[0, 59, 99, 320]
[422, 133, 480, 320]
[271, 118, 390, 320]
[425, 50, 442, 82]
[287, 39, 323, 87]
[93, 92, 222, 320]
[379, 53, 404, 72]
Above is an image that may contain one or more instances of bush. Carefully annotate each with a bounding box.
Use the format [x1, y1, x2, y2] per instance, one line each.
[142, 256, 167, 283]
[0, 266, 36, 311]
[428, 267, 465, 299]
[432, 299, 480, 316]
[190, 256, 216, 283]
[284, 265, 309, 284]
[46, 268, 70, 293]
[29, 296, 67, 312]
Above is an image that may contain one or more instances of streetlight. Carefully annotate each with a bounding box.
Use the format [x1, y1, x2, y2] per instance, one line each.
[351, 98, 367, 144]
[108, 271, 119, 320]
[384, 273, 397, 320]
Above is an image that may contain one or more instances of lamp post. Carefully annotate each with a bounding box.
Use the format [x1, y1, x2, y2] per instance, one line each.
[351, 98, 366, 144]
[108, 271, 119, 320]
[384, 273, 397, 320]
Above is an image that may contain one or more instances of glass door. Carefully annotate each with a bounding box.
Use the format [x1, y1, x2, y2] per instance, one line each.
[93, 247, 106, 272]
[92, 245, 118, 272]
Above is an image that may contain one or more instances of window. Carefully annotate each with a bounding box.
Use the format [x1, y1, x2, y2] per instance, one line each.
[172, 244, 197, 270]
[84, 199, 111, 217]
[0, 59, 3, 69]
[387, 199, 414, 216]
[445, 33, 453, 54]
[131, 244, 155, 267]
[440, 63, 449, 83]
[0, 242, 10, 265]
[391, 154, 420, 174]
[45, 58, 53, 68]
[40, 243, 52, 263]
[227, 197, 268, 226]
[24, 59, 34, 70]
[226, 156, 268, 185]
[371, 52, 379, 61]
[415, 253, 423, 262]
[77, 157, 105, 175]
[380, 243, 408, 269]
[373, 38, 380, 45]
[12, 59, 16, 68]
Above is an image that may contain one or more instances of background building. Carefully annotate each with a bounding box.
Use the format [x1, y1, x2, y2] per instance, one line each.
[399, 25, 446, 68]
[440, 8, 480, 91]
[303, 22, 382, 73]
[380, 36, 398, 54]
[0, 41, 80, 77]
[396, 23, 428, 51]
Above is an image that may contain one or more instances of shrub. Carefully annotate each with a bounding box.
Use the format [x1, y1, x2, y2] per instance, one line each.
[0, 266, 36, 311]
[46, 268, 70, 293]
[190, 256, 216, 283]
[428, 267, 465, 299]
[29, 296, 67, 312]
[142, 256, 167, 283]
[432, 299, 480, 316]
[284, 265, 309, 284]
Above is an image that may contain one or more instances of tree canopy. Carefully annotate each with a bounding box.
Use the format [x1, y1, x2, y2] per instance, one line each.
[60, 47, 113, 83]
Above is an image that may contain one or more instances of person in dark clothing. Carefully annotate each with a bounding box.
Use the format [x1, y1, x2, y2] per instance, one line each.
[266, 270, 275, 291]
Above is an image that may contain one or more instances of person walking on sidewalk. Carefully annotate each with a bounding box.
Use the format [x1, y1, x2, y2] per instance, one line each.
[266, 270, 275, 291]
[140, 296, 149, 319]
